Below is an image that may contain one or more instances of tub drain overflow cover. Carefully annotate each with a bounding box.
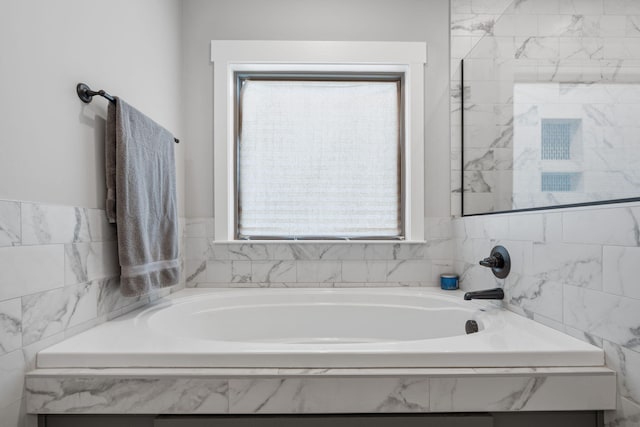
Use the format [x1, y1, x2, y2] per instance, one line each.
[465, 320, 479, 334]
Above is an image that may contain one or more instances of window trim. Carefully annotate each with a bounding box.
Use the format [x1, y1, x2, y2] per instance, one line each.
[211, 41, 426, 242]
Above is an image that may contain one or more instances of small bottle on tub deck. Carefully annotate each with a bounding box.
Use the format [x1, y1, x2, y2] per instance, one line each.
[440, 274, 459, 290]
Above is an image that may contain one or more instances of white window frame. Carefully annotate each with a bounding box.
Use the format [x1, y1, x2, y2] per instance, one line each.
[211, 40, 426, 242]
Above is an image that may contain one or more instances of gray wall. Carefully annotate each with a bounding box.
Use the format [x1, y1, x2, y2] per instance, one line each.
[181, 0, 451, 218]
[0, 0, 184, 212]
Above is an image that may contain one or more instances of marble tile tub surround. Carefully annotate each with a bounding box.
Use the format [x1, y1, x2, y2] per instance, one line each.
[25, 367, 615, 414]
[184, 217, 455, 288]
[452, 202, 640, 426]
[0, 199, 185, 425]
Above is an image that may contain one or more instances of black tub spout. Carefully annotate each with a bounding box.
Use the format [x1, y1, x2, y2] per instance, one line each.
[464, 288, 504, 301]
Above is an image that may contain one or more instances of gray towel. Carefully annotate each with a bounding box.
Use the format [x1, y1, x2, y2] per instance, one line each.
[106, 98, 180, 296]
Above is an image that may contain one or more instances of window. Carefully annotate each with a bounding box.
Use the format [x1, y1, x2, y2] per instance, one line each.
[211, 41, 426, 241]
[237, 75, 403, 239]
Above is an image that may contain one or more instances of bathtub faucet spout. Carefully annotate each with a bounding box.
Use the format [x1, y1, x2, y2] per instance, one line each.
[463, 288, 504, 301]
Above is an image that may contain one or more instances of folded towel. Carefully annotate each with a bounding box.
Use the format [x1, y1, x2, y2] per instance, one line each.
[106, 98, 180, 296]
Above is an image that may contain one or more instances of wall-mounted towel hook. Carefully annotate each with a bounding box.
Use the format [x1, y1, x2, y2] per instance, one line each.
[76, 82, 180, 143]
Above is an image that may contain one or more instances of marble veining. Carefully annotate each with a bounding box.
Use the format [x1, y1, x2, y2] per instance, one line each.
[0, 299, 22, 355]
[0, 201, 21, 247]
[532, 243, 602, 290]
[506, 274, 563, 322]
[22, 282, 97, 346]
[64, 241, 119, 286]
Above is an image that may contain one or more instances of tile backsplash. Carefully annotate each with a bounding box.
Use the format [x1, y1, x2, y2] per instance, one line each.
[0, 199, 184, 425]
[184, 217, 454, 288]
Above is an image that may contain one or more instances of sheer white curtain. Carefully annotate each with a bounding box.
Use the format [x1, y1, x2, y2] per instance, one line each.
[238, 80, 401, 238]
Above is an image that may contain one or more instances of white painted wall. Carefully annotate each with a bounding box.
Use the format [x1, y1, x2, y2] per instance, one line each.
[181, 0, 451, 219]
[0, 0, 184, 213]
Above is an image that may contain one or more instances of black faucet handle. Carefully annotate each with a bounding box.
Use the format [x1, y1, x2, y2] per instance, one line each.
[479, 255, 502, 268]
[478, 246, 511, 279]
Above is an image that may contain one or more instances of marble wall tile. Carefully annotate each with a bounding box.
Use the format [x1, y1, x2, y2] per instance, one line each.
[532, 242, 602, 290]
[228, 378, 429, 413]
[296, 261, 341, 283]
[505, 274, 564, 322]
[453, 0, 472, 14]
[0, 350, 26, 410]
[515, 37, 560, 60]
[559, 0, 604, 14]
[605, 396, 640, 427]
[231, 261, 253, 283]
[0, 201, 21, 247]
[508, 214, 544, 241]
[451, 14, 497, 37]
[21, 203, 91, 245]
[206, 261, 233, 283]
[511, 0, 562, 14]
[386, 260, 431, 283]
[603, 246, 640, 300]
[542, 212, 563, 242]
[341, 261, 388, 283]
[185, 259, 206, 285]
[564, 286, 640, 351]
[627, 16, 640, 37]
[470, 0, 512, 14]
[0, 398, 22, 427]
[315, 244, 365, 261]
[64, 241, 119, 286]
[0, 245, 65, 301]
[425, 239, 454, 260]
[21, 282, 98, 346]
[251, 261, 296, 283]
[26, 377, 228, 414]
[563, 207, 640, 246]
[604, 341, 640, 406]
[0, 298, 22, 355]
[604, 0, 640, 15]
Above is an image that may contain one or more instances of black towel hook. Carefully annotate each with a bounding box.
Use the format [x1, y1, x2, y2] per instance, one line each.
[76, 82, 179, 143]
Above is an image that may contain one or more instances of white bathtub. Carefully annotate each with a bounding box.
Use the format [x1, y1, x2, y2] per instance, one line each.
[36, 287, 603, 369]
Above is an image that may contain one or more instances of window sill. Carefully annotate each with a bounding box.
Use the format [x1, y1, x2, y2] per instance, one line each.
[212, 240, 427, 245]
